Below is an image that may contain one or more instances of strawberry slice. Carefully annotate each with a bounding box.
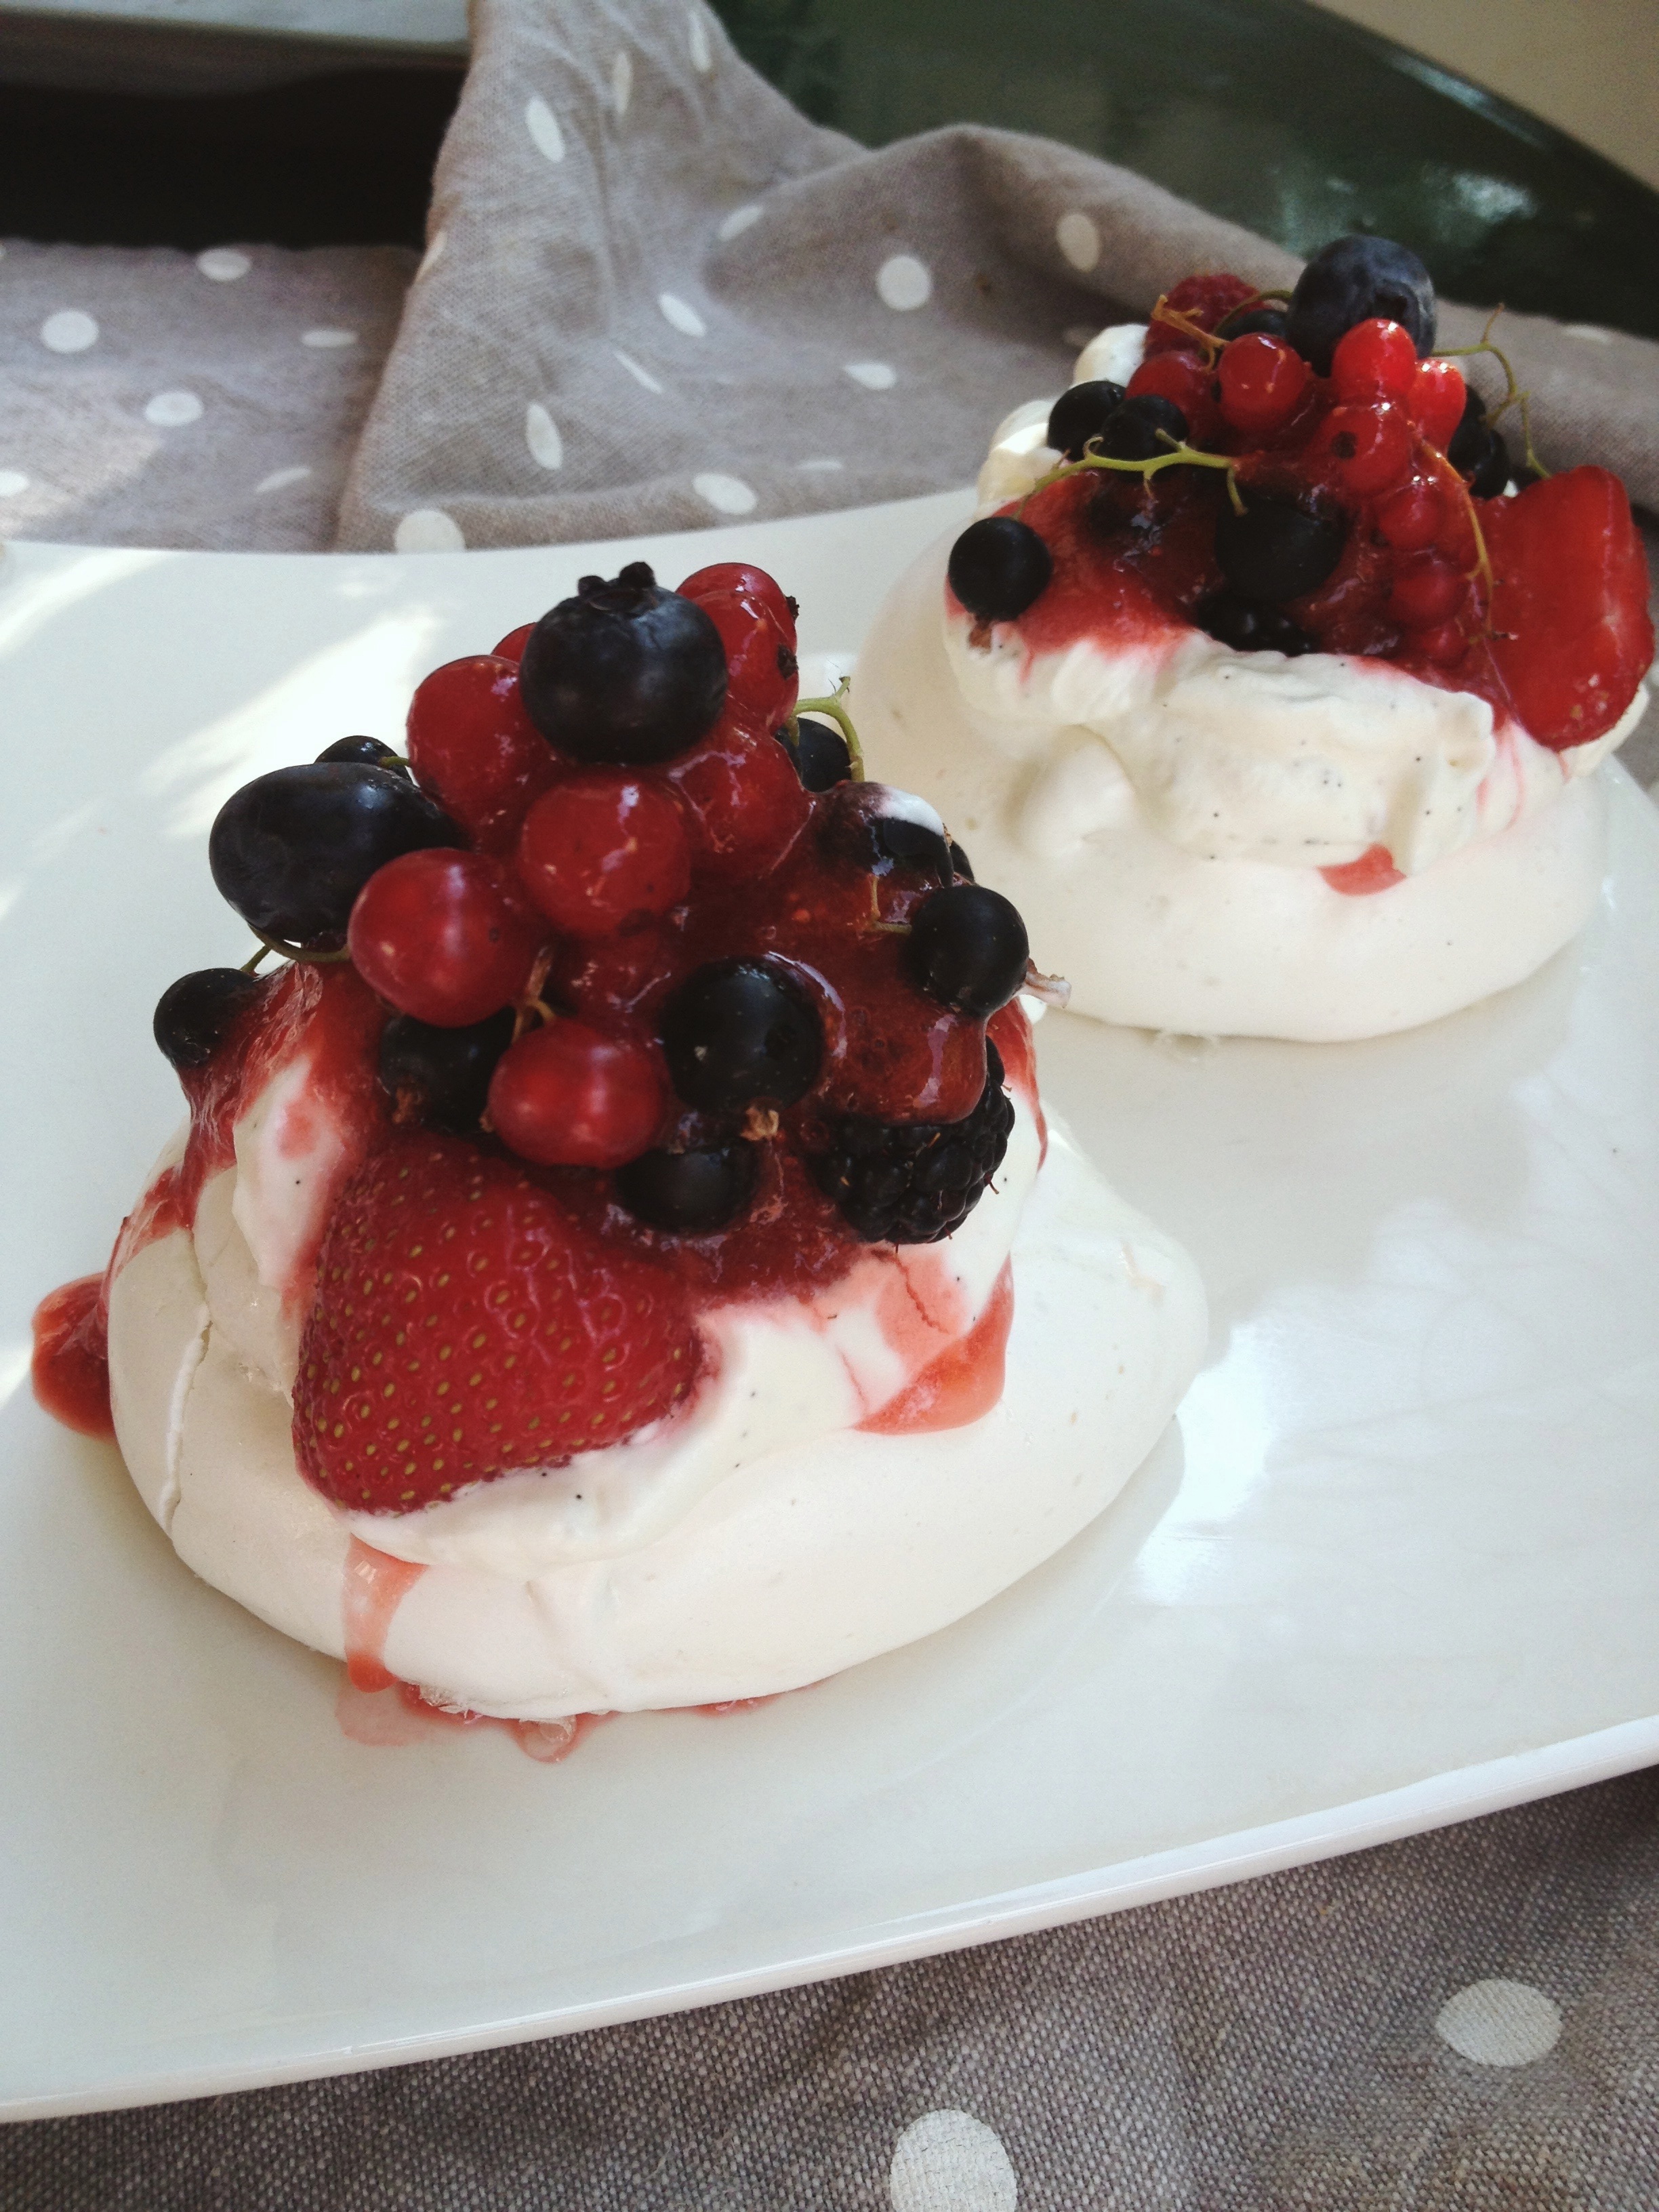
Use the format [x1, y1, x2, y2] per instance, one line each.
[1483, 467, 1654, 751]
[295, 1134, 704, 1512]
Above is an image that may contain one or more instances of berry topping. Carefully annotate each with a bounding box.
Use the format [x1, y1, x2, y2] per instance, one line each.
[1126, 352, 1219, 445]
[1217, 305, 1289, 341]
[1194, 594, 1313, 657]
[821, 782, 955, 884]
[1097, 392, 1189, 460]
[1046, 378, 1126, 461]
[947, 516, 1053, 623]
[1407, 356, 1466, 451]
[316, 735, 411, 778]
[677, 562, 796, 634]
[780, 712, 853, 791]
[1374, 476, 1444, 552]
[487, 1019, 665, 1168]
[614, 1143, 758, 1233]
[1216, 332, 1310, 435]
[678, 562, 799, 729]
[516, 774, 691, 938]
[405, 655, 556, 855]
[1329, 316, 1418, 401]
[209, 763, 463, 949]
[153, 966, 265, 1071]
[294, 1134, 702, 1511]
[1215, 497, 1346, 602]
[661, 959, 823, 1110]
[1387, 551, 1467, 630]
[662, 708, 811, 873]
[492, 622, 534, 663]
[1446, 390, 1513, 498]
[379, 1008, 514, 1133]
[518, 562, 728, 765]
[347, 849, 543, 1027]
[1311, 398, 1415, 496]
[1145, 271, 1261, 354]
[903, 884, 1029, 1017]
[1285, 234, 1436, 374]
[813, 1042, 1015, 1246]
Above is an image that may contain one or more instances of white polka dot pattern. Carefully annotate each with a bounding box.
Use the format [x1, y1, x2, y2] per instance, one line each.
[525, 402, 563, 470]
[1435, 1980, 1563, 2067]
[798, 457, 844, 472]
[889, 2111, 1017, 2212]
[416, 229, 447, 282]
[718, 203, 762, 242]
[144, 390, 203, 427]
[659, 292, 708, 337]
[41, 310, 98, 354]
[1563, 323, 1615, 343]
[612, 49, 633, 117]
[196, 247, 251, 282]
[613, 348, 663, 393]
[845, 360, 897, 390]
[525, 95, 565, 163]
[693, 470, 756, 514]
[255, 466, 312, 495]
[688, 7, 712, 71]
[302, 329, 357, 350]
[394, 508, 466, 552]
[1057, 209, 1101, 272]
[876, 254, 932, 311]
[0, 469, 28, 497]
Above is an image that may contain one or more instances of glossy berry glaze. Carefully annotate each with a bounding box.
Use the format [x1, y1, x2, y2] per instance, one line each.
[974, 272, 1652, 892]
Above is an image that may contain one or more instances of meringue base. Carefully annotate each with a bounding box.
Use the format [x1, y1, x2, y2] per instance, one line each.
[106, 1121, 1206, 1721]
[852, 537, 1611, 1043]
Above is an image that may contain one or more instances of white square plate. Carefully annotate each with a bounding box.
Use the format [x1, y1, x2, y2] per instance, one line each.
[3, 497, 1657, 2119]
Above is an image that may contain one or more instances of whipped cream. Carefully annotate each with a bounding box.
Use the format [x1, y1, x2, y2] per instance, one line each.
[106, 994, 1206, 1715]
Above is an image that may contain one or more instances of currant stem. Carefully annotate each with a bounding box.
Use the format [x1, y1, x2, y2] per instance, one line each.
[248, 928, 352, 966]
[240, 945, 270, 975]
[1021, 441, 1247, 517]
[794, 678, 866, 781]
[1433, 316, 1551, 478]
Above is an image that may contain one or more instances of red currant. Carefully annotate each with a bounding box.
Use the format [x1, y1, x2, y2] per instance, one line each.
[1375, 476, 1443, 552]
[406, 655, 557, 855]
[1389, 553, 1467, 629]
[1126, 350, 1221, 444]
[664, 712, 811, 876]
[678, 563, 796, 638]
[348, 850, 543, 1027]
[1314, 401, 1414, 495]
[548, 920, 667, 1023]
[493, 622, 535, 663]
[1412, 619, 1470, 667]
[1330, 317, 1418, 402]
[516, 773, 691, 938]
[1408, 357, 1466, 452]
[1216, 333, 1310, 434]
[691, 590, 799, 729]
[487, 1020, 665, 1168]
[1143, 272, 1260, 355]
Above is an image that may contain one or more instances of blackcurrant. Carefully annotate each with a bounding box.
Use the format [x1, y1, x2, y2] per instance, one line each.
[661, 959, 822, 1110]
[209, 764, 462, 947]
[152, 966, 265, 1071]
[1218, 306, 1289, 340]
[947, 517, 1052, 623]
[1469, 430, 1512, 499]
[947, 840, 975, 881]
[821, 784, 953, 884]
[1195, 592, 1315, 656]
[377, 1006, 514, 1133]
[315, 735, 410, 778]
[614, 1143, 758, 1233]
[779, 713, 853, 791]
[1215, 499, 1346, 603]
[1446, 384, 1490, 474]
[1284, 234, 1435, 375]
[1046, 378, 1126, 460]
[518, 561, 728, 765]
[1097, 393, 1190, 462]
[903, 884, 1029, 1017]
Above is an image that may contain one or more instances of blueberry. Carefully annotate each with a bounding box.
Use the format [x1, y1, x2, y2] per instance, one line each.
[209, 764, 463, 947]
[315, 735, 410, 779]
[1215, 499, 1346, 603]
[1218, 306, 1289, 340]
[1046, 378, 1126, 460]
[615, 1143, 757, 1233]
[1285, 234, 1436, 374]
[518, 561, 728, 765]
[1097, 394, 1189, 462]
[779, 712, 853, 791]
[947, 517, 1053, 623]
[903, 884, 1029, 1017]
[378, 1007, 514, 1133]
[661, 959, 822, 1110]
[152, 967, 265, 1071]
[1195, 592, 1315, 656]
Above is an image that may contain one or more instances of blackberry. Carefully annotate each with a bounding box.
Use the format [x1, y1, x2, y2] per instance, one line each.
[813, 1042, 1015, 1246]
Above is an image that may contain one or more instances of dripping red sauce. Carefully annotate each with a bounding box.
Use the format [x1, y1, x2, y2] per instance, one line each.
[30, 1275, 114, 1437]
[860, 1258, 1014, 1435]
[1320, 843, 1406, 897]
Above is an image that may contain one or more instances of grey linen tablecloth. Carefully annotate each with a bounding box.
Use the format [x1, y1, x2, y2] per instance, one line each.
[5, 3, 1659, 2202]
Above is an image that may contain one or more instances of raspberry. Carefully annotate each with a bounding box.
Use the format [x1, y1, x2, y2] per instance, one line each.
[406, 655, 557, 855]
[295, 1135, 702, 1511]
[1144, 272, 1261, 355]
[812, 1044, 1015, 1246]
